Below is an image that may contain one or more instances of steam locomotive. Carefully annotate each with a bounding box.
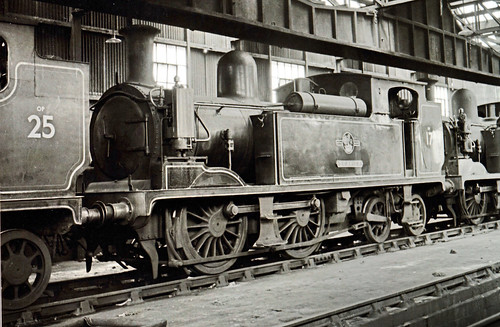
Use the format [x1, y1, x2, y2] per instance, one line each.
[2, 22, 500, 311]
[0, 21, 89, 311]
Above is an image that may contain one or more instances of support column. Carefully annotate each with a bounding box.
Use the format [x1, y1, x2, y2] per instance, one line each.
[70, 9, 84, 61]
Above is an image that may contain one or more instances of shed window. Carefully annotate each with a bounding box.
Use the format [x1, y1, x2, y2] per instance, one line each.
[0, 37, 7, 91]
[153, 43, 187, 89]
[271, 61, 305, 102]
[434, 85, 450, 117]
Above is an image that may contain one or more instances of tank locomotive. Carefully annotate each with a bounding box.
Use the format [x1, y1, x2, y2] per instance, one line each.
[0, 21, 89, 310]
[3, 23, 500, 311]
[80, 25, 500, 278]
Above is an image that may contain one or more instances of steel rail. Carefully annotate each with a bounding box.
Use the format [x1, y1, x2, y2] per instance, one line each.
[4, 220, 500, 326]
[282, 262, 500, 326]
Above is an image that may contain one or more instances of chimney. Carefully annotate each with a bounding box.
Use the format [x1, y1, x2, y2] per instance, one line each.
[120, 25, 159, 86]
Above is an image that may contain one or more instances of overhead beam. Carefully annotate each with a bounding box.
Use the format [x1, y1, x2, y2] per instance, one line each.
[458, 8, 500, 20]
[34, 0, 500, 85]
[448, 0, 483, 10]
[372, 0, 419, 8]
[477, 2, 500, 27]
[478, 26, 500, 35]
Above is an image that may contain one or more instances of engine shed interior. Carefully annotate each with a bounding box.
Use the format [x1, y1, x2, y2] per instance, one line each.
[2, 1, 500, 324]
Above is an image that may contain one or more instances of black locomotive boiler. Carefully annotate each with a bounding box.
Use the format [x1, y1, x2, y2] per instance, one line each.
[79, 25, 500, 280]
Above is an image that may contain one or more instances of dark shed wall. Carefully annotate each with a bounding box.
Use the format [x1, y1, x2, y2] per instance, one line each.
[3, 0, 235, 99]
[2, 0, 340, 101]
[191, 49, 221, 97]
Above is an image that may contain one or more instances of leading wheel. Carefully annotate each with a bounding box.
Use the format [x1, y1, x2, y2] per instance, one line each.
[278, 199, 326, 259]
[178, 203, 247, 274]
[460, 184, 488, 225]
[1, 229, 52, 310]
[363, 196, 391, 243]
[403, 194, 426, 236]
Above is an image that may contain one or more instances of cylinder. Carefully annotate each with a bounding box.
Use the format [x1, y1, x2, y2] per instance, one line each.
[217, 50, 258, 100]
[451, 88, 478, 122]
[120, 25, 159, 86]
[284, 92, 368, 116]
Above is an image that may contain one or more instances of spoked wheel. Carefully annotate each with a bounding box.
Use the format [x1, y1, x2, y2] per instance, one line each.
[278, 199, 326, 259]
[363, 196, 391, 243]
[1, 229, 52, 310]
[178, 203, 247, 274]
[403, 194, 427, 236]
[460, 184, 488, 225]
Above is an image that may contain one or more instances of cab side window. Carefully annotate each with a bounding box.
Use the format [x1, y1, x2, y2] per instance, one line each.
[389, 87, 419, 119]
[0, 37, 7, 90]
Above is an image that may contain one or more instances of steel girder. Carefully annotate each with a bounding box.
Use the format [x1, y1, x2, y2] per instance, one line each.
[34, 0, 500, 85]
[372, 0, 421, 7]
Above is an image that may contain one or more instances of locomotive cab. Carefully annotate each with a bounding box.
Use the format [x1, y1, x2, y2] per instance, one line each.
[387, 86, 445, 178]
[257, 72, 444, 184]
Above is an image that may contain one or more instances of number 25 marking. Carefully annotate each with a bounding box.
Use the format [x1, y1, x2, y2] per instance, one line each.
[28, 115, 55, 139]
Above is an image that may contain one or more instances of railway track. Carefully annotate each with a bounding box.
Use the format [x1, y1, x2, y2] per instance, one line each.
[4, 220, 500, 327]
[283, 262, 500, 327]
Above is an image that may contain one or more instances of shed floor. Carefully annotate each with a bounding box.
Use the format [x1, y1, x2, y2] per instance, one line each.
[53, 229, 500, 327]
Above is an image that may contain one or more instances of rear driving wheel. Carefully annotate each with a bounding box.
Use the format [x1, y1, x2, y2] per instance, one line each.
[1, 229, 52, 310]
[460, 184, 488, 225]
[363, 196, 391, 243]
[403, 194, 426, 236]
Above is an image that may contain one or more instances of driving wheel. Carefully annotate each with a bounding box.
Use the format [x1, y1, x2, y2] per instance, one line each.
[403, 194, 426, 236]
[363, 196, 391, 243]
[178, 203, 247, 274]
[1, 229, 52, 310]
[460, 184, 488, 225]
[278, 199, 326, 259]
